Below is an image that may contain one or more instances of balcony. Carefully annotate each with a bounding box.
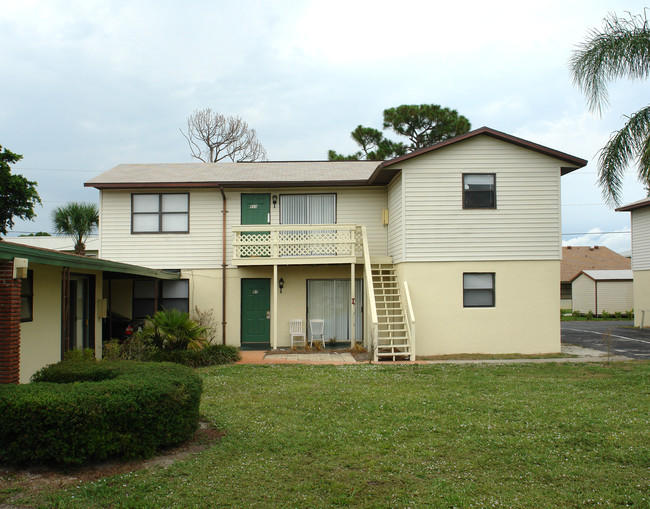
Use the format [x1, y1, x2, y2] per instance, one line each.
[232, 224, 363, 266]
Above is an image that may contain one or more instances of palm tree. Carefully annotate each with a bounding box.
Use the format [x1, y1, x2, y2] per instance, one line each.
[570, 11, 650, 206]
[51, 202, 99, 255]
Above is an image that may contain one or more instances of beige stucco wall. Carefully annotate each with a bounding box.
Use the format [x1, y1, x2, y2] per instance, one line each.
[19, 264, 103, 383]
[395, 260, 560, 355]
[185, 259, 559, 355]
[185, 264, 364, 348]
[633, 269, 650, 327]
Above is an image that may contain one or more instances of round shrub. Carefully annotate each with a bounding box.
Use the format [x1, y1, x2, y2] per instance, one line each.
[0, 361, 203, 465]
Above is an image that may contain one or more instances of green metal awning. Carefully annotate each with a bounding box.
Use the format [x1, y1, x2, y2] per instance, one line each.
[0, 241, 179, 280]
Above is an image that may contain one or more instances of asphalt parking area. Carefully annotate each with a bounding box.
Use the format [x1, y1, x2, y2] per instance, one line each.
[561, 320, 650, 359]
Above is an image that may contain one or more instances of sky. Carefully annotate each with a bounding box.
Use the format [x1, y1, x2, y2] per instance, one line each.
[1, 0, 649, 254]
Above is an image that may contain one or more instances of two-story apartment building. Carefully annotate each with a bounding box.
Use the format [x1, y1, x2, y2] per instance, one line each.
[85, 127, 587, 359]
[617, 196, 650, 326]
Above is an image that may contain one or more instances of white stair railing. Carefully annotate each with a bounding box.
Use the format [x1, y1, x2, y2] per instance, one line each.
[360, 226, 379, 361]
[402, 281, 416, 361]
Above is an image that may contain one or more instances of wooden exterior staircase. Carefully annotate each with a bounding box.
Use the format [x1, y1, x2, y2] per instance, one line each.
[371, 263, 414, 361]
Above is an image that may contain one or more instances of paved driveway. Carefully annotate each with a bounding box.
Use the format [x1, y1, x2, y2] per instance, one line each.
[561, 321, 650, 359]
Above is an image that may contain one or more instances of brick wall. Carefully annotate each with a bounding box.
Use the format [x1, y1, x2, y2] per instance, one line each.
[0, 260, 21, 384]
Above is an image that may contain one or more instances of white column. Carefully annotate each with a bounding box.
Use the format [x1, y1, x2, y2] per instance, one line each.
[272, 265, 278, 349]
[350, 262, 356, 344]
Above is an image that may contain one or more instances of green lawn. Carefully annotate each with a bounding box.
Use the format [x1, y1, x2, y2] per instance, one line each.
[21, 362, 650, 507]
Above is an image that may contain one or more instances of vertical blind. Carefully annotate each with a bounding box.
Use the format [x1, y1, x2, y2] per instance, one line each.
[280, 194, 336, 224]
[307, 279, 363, 341]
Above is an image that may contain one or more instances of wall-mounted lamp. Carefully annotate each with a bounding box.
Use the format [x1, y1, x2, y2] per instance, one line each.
[279, 277, 284, 293]
[272, 195, 278, 208]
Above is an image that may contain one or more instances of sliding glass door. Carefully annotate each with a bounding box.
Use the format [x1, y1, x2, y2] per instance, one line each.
[307, 279, 363, 342]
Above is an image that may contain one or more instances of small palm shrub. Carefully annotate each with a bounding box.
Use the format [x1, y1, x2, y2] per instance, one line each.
[142, 308, 207, 351]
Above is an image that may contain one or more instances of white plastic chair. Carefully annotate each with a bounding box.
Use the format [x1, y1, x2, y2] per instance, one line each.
[309, 319, 325, 347]
[289, 319, 306, 347]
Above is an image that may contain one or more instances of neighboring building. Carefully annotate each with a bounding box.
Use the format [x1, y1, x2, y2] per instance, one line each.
[617, 197, 650, 327]
[3, 235, 99, 257]
[0, 242, 178, 383]
[560, 246, 631, 309]
[571, 269, 633, 315]
[85, 127, 587, 359]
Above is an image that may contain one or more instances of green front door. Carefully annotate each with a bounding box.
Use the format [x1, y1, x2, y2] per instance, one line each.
[241, 278, 271, 348]
[241, 193, 270, 257]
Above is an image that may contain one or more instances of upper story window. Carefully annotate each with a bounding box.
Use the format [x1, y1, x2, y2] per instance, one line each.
[463, 174, 496, 209]
[132, 193, 189, 233]
[463, 273, 495, 308]
[280, 194, 336, 224]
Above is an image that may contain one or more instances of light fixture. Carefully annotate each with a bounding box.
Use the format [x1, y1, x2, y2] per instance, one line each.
[279, 277, 284, 293]
[272, 195, 278, 208]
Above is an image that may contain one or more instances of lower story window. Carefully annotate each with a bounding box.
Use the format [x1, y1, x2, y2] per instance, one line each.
[307, 279, 363, 341]
[133, 279, 189, 319]
[560, 282, 572, 300]
[463, 273, 495, 307]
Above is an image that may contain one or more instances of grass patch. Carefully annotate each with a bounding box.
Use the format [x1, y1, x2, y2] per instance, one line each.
[417, 352, 574, 360]
[12, 362, 650, 508]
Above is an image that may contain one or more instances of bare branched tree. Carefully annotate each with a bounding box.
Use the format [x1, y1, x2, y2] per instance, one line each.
[180, 108, 268, 162]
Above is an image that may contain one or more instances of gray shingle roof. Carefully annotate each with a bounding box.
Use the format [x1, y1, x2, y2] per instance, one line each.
[85, 161, 381, 189]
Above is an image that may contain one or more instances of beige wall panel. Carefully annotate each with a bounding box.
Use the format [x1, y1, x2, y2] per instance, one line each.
[106, 279, 132, 320]
[634, 269, 650, 326]
[20, 265, 62, 383]
[596, 281, 633, 314]
[396, 135, 562, 261]
[387, 174, 404, 263]
[187, 265, 365, 348]
[560, 298, 572, 310]
[396, 260, 560, 355]
[631, 208, 650, 270]
[19, 265, 104, 383]
[571, 275, 596, 313]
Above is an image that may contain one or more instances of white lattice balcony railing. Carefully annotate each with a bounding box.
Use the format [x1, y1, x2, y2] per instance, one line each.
[232, 224, 363, 265]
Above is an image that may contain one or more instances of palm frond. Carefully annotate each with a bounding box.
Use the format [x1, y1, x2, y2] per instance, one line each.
[598, 104, 650, 205]
[570, 10, 650, 114]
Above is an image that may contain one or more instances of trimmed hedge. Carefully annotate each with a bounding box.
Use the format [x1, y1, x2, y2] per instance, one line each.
[0, 361, 202, 465]
[150, 344, 241, 367]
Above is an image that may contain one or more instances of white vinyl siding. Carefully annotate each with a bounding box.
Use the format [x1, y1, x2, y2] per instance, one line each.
[572, 274, 633, 314]
[397, 135, 562, 261]
[387, 174, 404, 263]
[631, 207, 650, 270]
[100, 189, 221, 269]
[99, 186, 388, 269]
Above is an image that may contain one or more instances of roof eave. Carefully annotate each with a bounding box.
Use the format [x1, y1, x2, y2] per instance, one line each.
[86, 180, 372, 190]
[370, 126, 587, 181]
[0, 242, 179, 280]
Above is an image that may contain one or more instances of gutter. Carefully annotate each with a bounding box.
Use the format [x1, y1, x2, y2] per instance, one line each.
[220, 186, 227, 345]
